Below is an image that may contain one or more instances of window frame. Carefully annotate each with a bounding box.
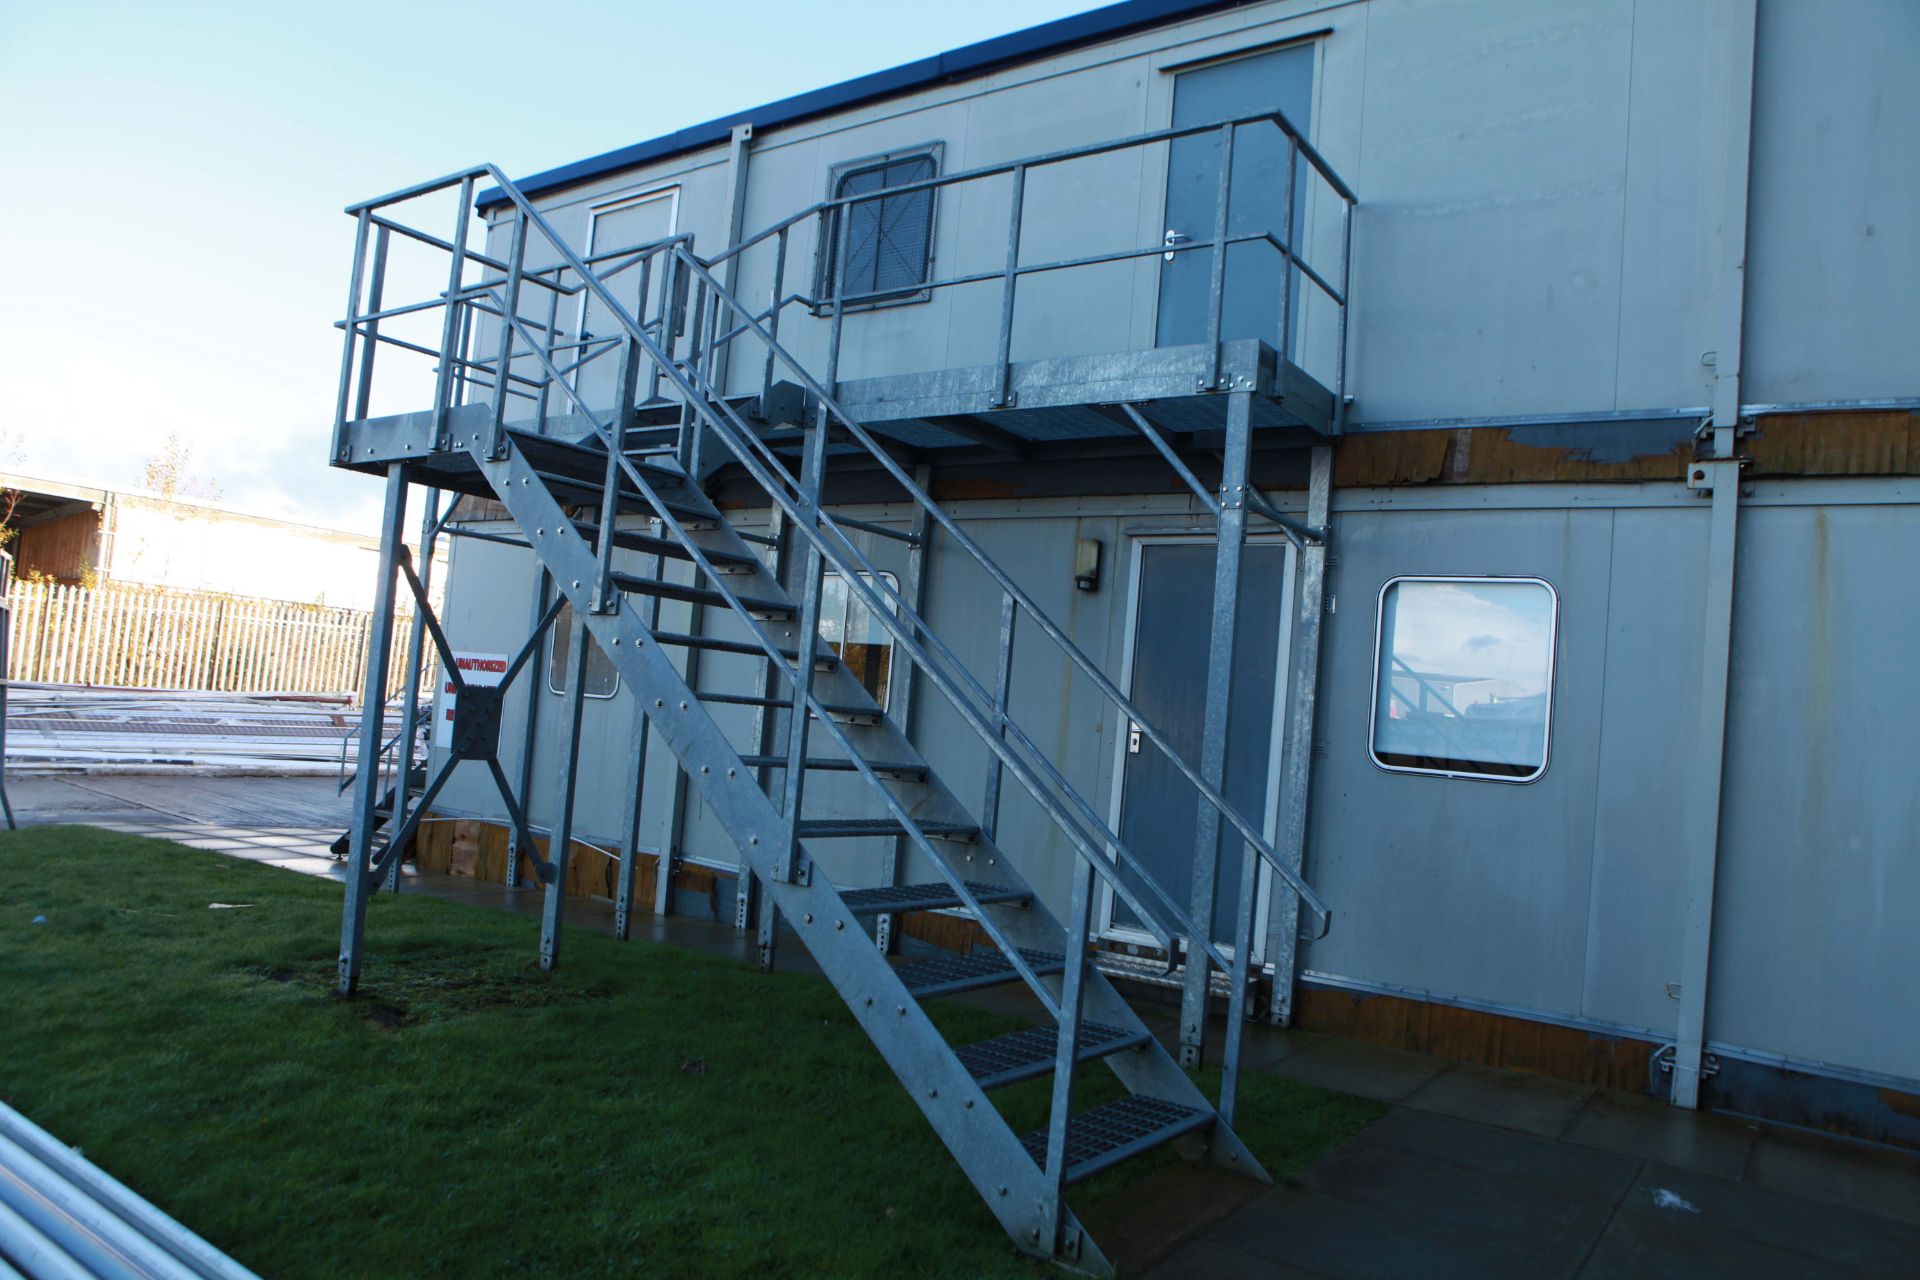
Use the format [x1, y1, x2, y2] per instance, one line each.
[546, 601, 620, 700]
[815, 143, 944, 313]
[1366, 574, 1559, 785]
[818, 569, 900, 711]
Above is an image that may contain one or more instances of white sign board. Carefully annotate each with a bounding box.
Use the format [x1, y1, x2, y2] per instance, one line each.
[436, 651, 508, 749]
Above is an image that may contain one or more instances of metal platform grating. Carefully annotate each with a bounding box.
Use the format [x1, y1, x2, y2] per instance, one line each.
[955, 1022, 1147, 1090]
[797, 817, 976, 839]
[1019, 1095, 1214, 1185]
[840, 881, 1030, 915]
[895, 948, 1065, 999]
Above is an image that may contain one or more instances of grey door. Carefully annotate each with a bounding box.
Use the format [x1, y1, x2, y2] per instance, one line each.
[1155, 43, 1314, 356]
[576, 190, 677, 416]
[1111, 541, 1290, 946]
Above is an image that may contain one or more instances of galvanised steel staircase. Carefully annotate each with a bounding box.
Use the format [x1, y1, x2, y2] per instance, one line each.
[330, 133, 1343, 1273]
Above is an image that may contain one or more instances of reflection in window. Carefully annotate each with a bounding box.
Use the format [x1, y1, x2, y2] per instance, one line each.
[818, 572, 897, 710]
[547, 602, 620, 699]
[1370, 577, 1557, 782]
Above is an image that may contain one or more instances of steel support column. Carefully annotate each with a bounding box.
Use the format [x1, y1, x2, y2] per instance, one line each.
[539, 615, 592, 970]
[338, 464, 411, 995]
[875, 462, 934, 955]
[739, 507, 791, 938]
[0, 552, 13, 830]
[1177, 391, 1253, 1066]
[383, 487, 441, 894]
[617, 548, 666, 936]
[1671, 0, 1756, 1109]
[504, 569, 551, 889]
[1265, 443, 1332, 1024]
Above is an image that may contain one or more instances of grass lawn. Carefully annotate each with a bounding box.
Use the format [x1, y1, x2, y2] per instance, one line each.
[0, 825, 1381, 1278]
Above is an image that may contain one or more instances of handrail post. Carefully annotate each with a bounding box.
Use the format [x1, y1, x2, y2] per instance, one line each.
[1041, 854, 1097, 1252]
[590, 336, 640, 615]
[1277, 133, 1298, 365]
[982, 591, 1017, 841]
[767, 406, 832, 964]
[431, 176, 476, 452]
[332, 209, 372, 464]
[762, 227, 790, 407]
[1333, 196, 1354, 432]
[1178, 390, 1253, 1067]
[1203, 123, 1237, 392]
[991, 165, 1027, 409]
[535, 283, 560, 431]
[353, 226, 392, 423]
[487, 207, 529, 459]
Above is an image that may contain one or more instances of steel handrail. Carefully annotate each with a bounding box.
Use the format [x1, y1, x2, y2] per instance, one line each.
[463, 191, 1239, 967]
[661, 242, 1333, 932]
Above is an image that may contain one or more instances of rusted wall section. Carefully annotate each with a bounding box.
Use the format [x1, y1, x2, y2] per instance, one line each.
[1334, 410, 1920, 488]
[414, 815, 726, 915]
[1294, 987, 1657, 1092]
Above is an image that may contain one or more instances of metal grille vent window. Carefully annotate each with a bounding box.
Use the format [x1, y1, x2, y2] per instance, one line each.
[547, 602, 620, 699]
[1369, 576, 1557, 783]
[819, 571, 897, 709]
[820, 151, 938, 307]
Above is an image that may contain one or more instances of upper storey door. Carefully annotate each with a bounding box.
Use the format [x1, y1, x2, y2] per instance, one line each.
[1155, 43, 1314, 358]
[576, 188, 678, 417]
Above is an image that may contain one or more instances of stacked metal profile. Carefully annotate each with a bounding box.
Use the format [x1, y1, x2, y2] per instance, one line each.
[326, 110, 1351, 1273]
[0, 1102, 258, 1279]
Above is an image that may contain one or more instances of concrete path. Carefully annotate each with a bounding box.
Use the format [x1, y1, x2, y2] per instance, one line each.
[12, 775, 1919, 1277]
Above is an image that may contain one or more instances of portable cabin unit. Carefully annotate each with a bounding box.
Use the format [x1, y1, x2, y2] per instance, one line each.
[328, 0, 1920, 1261]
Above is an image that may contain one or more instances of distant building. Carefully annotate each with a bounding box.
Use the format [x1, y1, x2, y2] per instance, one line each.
[1, 471, 441, 607]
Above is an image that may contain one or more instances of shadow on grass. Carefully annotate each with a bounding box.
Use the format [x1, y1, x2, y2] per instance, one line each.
[0, 825, 1381, 1278]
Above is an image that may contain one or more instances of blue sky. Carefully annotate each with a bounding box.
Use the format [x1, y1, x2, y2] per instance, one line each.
[0, 0, 1097, 532]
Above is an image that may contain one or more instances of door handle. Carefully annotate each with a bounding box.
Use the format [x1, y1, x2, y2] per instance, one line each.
[1127, 722, 1143, 754]
[1162, 229, 1190, 262]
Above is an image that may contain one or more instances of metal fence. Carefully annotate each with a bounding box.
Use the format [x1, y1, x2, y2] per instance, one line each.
[5, 579, 420, 697]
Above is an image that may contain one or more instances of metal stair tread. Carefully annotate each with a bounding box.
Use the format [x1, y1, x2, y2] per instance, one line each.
[651, 633, 837, 669]
[607, 572, 793, 618]
[796, 817, 977, 840]
[738, 754, 925, 779]
[840, 882, 1032, 915]
[508, 430, 688, 488]
[569, 521, 759, 569]
[1017, 1096, 1215, 1185]
[531, 470, 716, 525]
[694, 691, 882, 722]
[955, 1022, 1149, 1091]
[894, 947, 1066, 998]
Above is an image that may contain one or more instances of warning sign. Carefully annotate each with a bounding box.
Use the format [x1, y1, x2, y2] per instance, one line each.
[436, 651, 508, 749]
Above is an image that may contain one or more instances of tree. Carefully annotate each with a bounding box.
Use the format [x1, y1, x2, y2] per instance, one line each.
[141, 434, 222, 503]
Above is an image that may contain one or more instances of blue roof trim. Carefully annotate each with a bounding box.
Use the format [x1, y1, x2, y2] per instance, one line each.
[476, 0, 1247, 209]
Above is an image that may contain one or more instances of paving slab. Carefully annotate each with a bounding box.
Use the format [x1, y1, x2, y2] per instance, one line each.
[1745, 1126, 1920, 1229]
[1075, 1162, 1265, 1275]
[1208, 1182, 1561, 1279]
[1403, 1060, 1598, 1138]
[1581, 1160, 1920, 1279]
[1355, 1108, 1643, 1201]
[1562, 1086, 1758, 1180]
[1143, 1239, 1321, 1279]
[1267, 1036, 1454, 1102]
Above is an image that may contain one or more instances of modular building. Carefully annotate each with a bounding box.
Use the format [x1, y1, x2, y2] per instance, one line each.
[329, 1, 1919, 1260]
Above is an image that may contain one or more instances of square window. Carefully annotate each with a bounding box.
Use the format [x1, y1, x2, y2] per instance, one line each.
[819, 149, 939, 308]
[547, 601, 620, 699]
[818, 571, 897, 710]
[1370, 577, 1557, 782]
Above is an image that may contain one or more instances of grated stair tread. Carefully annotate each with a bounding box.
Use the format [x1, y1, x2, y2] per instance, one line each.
[739, 755, 925, 779]
[569, 521, 759, 569]
[796, 817, 976, 840]
[694, 691, 882, 722]
[840, 882, 1030, 916]
[955, 1022, 1148, 1091]
[1018, 1096, 1215, 1185]
[651, 633, 835, 668]
[509, 430, 687, 488]
[608, 573, 793, 619]
[894, 948, 1066, 999]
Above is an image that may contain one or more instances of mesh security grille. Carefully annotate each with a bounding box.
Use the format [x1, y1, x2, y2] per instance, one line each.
[823, 154, 937, 304]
